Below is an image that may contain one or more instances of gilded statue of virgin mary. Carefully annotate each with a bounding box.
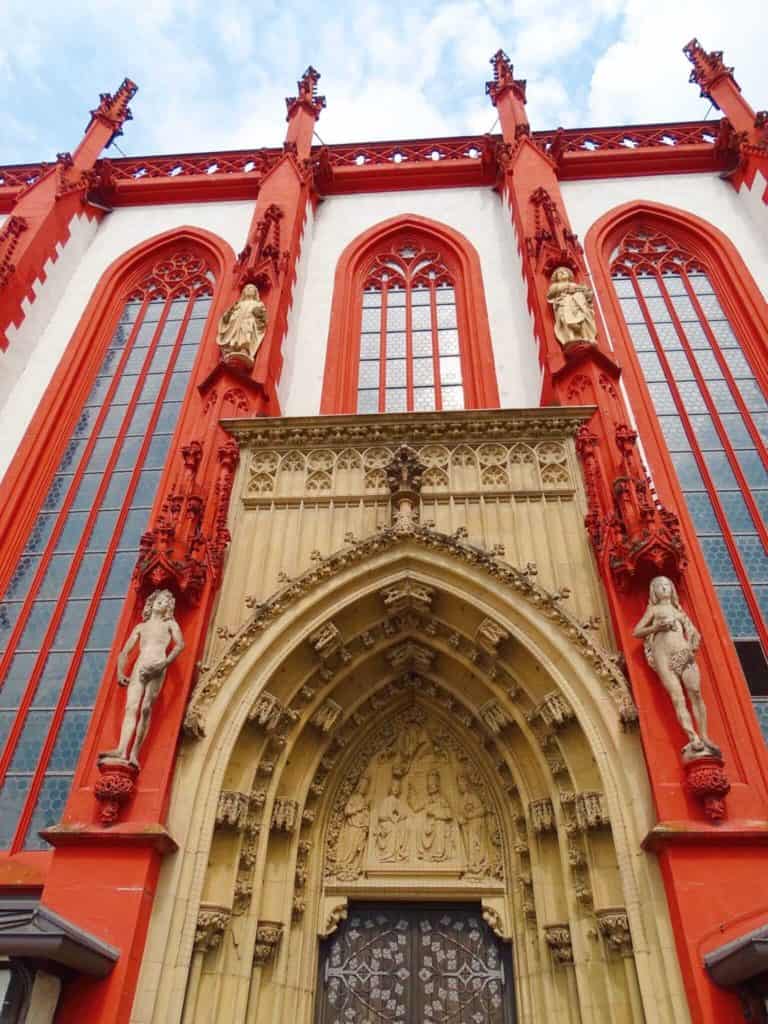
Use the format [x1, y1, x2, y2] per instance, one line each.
[216, 283, 268, 364]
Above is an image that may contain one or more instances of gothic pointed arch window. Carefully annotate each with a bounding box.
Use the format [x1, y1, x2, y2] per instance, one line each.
[0, 238, 225, 850]
[592, 209, 768, 730]
[321, 216, 499, 414]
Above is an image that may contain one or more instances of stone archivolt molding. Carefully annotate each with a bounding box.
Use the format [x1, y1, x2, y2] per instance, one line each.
[184, 527, 636, 737]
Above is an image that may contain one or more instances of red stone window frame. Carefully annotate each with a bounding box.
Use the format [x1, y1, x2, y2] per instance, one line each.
[0, 227, 233, 859]
[586, 201, 768, 706]
[320, 215, 499, 414]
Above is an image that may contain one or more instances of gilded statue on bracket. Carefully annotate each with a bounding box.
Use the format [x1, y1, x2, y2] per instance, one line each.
[100, 589, 185, 770]
[546, 266, 597, 347]
[633, 575, 720, 760]
[216, 283, 268, 365]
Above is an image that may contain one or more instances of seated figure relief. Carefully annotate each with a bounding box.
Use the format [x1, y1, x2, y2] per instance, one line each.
[325, 706, 504, 883]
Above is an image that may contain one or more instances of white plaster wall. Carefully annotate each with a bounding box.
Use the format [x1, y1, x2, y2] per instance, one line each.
[562, 172, 768, 305]
[278, 187, 541, 416]
[0, 200, 254, 484]
[738, 169, 768, 234]
[277, 203, 314, 414]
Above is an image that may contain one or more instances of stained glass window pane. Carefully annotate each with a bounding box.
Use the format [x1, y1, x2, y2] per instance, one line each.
[358, 361, 379, 389]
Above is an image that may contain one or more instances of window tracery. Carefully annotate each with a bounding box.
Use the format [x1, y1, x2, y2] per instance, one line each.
[610, 225, 768, 707]
[0, 248, 216, 849]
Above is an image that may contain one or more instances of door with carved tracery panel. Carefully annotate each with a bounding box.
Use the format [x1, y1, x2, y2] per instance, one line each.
[315, 904, 515, 1024]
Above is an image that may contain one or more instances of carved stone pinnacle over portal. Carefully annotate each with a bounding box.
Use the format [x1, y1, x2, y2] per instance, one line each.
[385, 445, 425, 531]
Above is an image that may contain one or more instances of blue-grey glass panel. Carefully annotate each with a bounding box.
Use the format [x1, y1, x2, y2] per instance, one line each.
[385, 389, 407, 413]
[636, 351, 665, 380]
[685, 491, 719, 532]
[166, 373, 189, 402]
[647, 382, 676, 414]
[737, 380, 768, 412]
[88, 510, 120, 552]
[181, 319, 204, 348]
[43, 475, 73, 513]
[5, 555, 40, 602]
[627, 323, 654, 350]
[112, 373, 141, 405]
[142, 300, 166, 323]
[125, 403, 153, 436]
[698, 294, 726, 319]
[637, 276, 661, 297]
[115, 509, 148, 550]
[98, 404, 129, 438]
[23, 514, 57, 556]
[361, 308, 380, 331]
[652, 322, 683, 349]
[85, 437, 118, 475]
[435, 287, 455, 305]
[412, 331, 432, 356]
[701, 451, 739, 489]
[754, 491, 768, 524]
[99, 348, 123, 376]
[0, 602, 22, 652]
[441, 386, 464, 411]
[691, 349, 724, 379]
[37, 555, 75, 600]
[722, 349, 755, 378]
[133, 469, 162, 507]
[358, 361, 379, 388]
[676, 380, 708, 414]
[413, 388, 436, 412]
[87, 598, 124, 650]
[664, 350, 695, 380]
[356, 390, 379, 414]
[155, 402, 182, 433]
[103, 552, 134, 597]
[47, 710, 90, 772]
[71, 553, 107, 600]
[671, 294, 698, 321]
[688, 415, 722, 451]
[360, 335, 379, 359]
[720, 491, 758, 533]
[753, 700, 768, 742]
[0, 710, 13, 751]
[165, 298, 189, 321]
[411, 288, 430, 306]
[124, 345, 150, 374]
[707, 380, 738, 414]
[413, 359, 433, 386]
[58, 438, 89, 475]
[619, 297, 644, 323]
[115, 435, 143, 472]
[756, 587, 768, 627]
[386, 360, 406, 388]
[715, 586, 758, 637]
[438, 330, 459, 355]
[700, 536, 738, 582]
[644, 296, 670, 322]
[51, 600, 90, 651]
[734, 536, 768, 583]
[670, 452, 705, 489]
[31, 652, 71, 708]
[148, 344, 176, 376]
[687, 273, 714, 296]
[84, 376, 115, 408]
[436, 305, 457, 329]
[16, 602, 56, 651]
[659, 417, 691, 451]
[612, 276, 634, 298]
[190, 297, 211, 319]
[0, 776, 33, 847]
[362, 291, 381, 308]
[735, 450, 768, 490]
[100, 472, 132, 510]
[439, 356, 462, 385]
[681, 322, 709, 349]
[145, 434, 171, 469]
[0, 653, 36, 709]
[24, 775, 73, 849]
[721, 413, 755, 449]
[71, 473, 103, 512]
[133, 372, 163, 403]
[386, 288, 406, 307]
[52, 511, 89, 554]
[132, 320, 157, 348]
[710, 321, 738, 347]
[68, 650, 109, 706]
[7, 710, 53, 772]
[386, 306, 406, 331]
[411, 305, 432, 330]
[386, 333, 406, 359]
[661, 273, 686, 296]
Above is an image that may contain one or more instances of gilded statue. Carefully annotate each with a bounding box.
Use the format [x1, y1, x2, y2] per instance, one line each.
[457, 773, 489, 878]
[100, 589, 184, 769]
[415, 770, 457, 862]
[334, 775, 370, 879]
[374, 774, 410, 862]
[546, 266, 597, 347]
[633, 576, 719, 759]
[216, 283, 268, 364]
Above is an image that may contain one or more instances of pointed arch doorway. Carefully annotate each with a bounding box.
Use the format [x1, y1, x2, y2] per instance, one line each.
[316, 903, 516, 1024]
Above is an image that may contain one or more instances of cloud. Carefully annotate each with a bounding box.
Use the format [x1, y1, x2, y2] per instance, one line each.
[0, 0, 764, 163]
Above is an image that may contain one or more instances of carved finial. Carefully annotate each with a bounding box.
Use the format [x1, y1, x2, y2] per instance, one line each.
[385, 445, 425, 532]
[285, 66, 326, 120]
[87, 78, 138, 146]
[683, 39, 738, 99]
[485, 50, 527, 106]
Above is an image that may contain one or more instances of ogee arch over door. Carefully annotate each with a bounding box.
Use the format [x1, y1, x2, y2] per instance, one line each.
[316, 903, 515, 1024]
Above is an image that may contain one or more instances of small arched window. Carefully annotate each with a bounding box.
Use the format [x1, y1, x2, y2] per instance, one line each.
[0, 243, 220, 850]
[321, 216, 499, 415]
[606, 221, 768, 711]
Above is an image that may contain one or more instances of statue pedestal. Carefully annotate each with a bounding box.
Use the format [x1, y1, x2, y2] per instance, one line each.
[94, 757, 139, 826]
[221, 351, 254, 372]
[683, 754, 731, 822]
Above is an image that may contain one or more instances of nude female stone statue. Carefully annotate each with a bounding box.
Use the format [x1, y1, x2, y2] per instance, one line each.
[633, 575, 719, 759]
[546, 266, 597, 347]
[100, 589, 184, 769]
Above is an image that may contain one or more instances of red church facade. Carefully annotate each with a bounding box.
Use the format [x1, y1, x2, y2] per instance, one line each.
[0, 40, 767, 1024]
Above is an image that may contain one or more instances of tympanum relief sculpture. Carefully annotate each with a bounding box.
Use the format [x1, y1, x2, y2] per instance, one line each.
[546, 266, 597, 348]
[216, 283, 268, 367]
[325, 706, 504, 884]
[633, 576, 719, 761]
